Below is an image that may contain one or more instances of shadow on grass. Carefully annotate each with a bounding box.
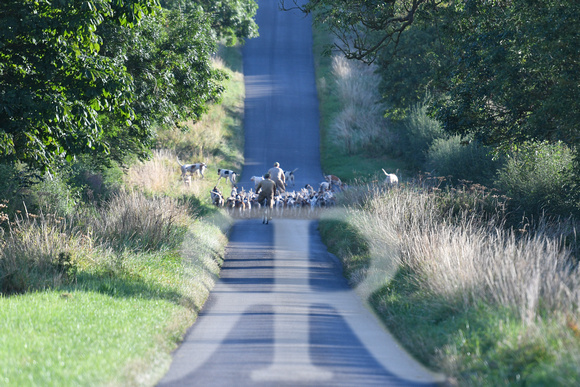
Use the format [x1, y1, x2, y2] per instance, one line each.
[177, 193, 219, 218]
[57, 247, 220, 311]
[70, 272, 196, 309]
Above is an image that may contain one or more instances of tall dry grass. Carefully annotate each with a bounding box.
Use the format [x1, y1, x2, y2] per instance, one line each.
[125, 149, 179, 193]
[0, 213, 92, 293]
[124, 149, 216, 200]
[156, 111, 223, 162]
[0, 190, 193, 293]
[92, 189, 191, 252]
[330, 55, 391, 154]
[339, 184, 580, 322]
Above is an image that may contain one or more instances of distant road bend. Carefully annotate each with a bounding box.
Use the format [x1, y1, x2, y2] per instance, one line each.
[158, 1, 444, 386]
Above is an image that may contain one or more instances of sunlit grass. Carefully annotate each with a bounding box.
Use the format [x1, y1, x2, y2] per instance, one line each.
[0, 45, 241, 386]
[312, 26, 408, 183]
[0, 209, 227, 385]
[0, 291, 183, 386]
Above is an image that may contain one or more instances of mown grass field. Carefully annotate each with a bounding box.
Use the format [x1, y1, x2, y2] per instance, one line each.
[1, 290, 186, 385]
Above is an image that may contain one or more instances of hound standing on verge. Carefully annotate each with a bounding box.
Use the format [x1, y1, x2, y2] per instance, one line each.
[177, 158, 207, 178]
[324, 174, 342, 190]
[217, 168, 237, 186]
[382, 169, 399, 186]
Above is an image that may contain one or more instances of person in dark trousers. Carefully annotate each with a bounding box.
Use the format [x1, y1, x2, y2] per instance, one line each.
[256, 173, 277, 223]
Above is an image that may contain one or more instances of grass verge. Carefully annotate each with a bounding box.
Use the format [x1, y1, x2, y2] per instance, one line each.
[319, 185, 580, 386]
[0, 44, 243, 386]
[0, 214, 228, 386]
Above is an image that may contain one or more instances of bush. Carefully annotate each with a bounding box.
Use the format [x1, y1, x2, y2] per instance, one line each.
[0, 164, 18, 208]
[396, 102, 446, 166]
[430, 182, 510, 223]
[70, 157, 125, 203]
[495, 141, 577, 217]
[27, 171, 82, 217]
[426, 135, 502, 186]
[0, 163, 84, 218]
[0, 163, 40, 216]
[90, 190, 190, 252]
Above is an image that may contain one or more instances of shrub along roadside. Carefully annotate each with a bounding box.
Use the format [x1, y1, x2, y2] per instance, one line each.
[319, 185, 580, 385]
[312, 8, 580, 386]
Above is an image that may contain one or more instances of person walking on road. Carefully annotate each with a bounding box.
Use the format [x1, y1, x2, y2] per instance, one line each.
[268, 162, 286, 193]
[256, 173, 277, 222]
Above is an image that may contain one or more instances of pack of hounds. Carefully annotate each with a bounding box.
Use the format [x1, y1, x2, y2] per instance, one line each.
[177, 158, 399, 217]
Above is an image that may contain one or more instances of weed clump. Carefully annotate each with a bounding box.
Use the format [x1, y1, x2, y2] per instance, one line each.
[0, 214, 83, 294]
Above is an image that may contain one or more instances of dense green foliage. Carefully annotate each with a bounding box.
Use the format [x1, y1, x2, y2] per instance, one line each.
[495, 141, 576, 217]
[300, 0, 580, 154]
[0, 0, 160, 168]
[161, 0, 258, 45]
[305, 0, 580, 217]
[0, 39, 245, 384]
[436, 1, 580, 153]
[395, 102, 445, 166]
[425, 135, 500, 186]
[312, 2, 580, 383]
[0, 0, 257, 170]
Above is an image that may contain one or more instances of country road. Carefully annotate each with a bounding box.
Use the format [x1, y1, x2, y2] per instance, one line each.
[158, 0, 443, 385]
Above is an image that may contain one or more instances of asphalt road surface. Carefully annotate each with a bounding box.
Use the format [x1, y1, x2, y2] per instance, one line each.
[240, 0, 324, 186]
[158, 1, 443, 386]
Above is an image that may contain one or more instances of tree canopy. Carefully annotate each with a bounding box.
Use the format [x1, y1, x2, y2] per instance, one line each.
[435, 0, 580, 152]
[291, 0, 580, 155]
[281, 0, 441, 63]
[161, 0, 258, 45]
[0, 0, 257, 170]
[0, 0, 158, 168]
